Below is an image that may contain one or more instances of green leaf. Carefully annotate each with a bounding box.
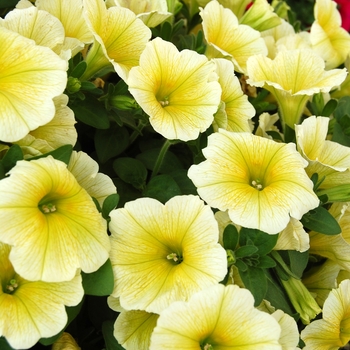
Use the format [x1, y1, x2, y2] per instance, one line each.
[70, 97, 110, 129]
[223, 224, 239, 250]
[239, 228, 278, 256]
[70, 60, 87, 79]
[82, 259, 114, 296]
[113, 157, 148, 190]
[30, 144, 73, 165]
[334, 96, 350, 121]
[102, 193, 120, 220]
[95, 126, 129, 163]
[102, 320, 125, 350]
[170, 169, 197, 195]
[239, 267, 267, 306]
[332, 118, 350, 146]
[301, 206, 341, 235]
[235, 245, 259, 258]
[0, 0, 18, 7]
[258, 255, 276, 269]
[0, 144, 23, 175]
[142, 174, 182, 203]
[322, 99, 337, 117]
[40, 298, 85, 346]
[136, 148, 183, 174]
[235, 259, 248, 272]
[0, 337, 13, 350]
[287, 250, 309, 279]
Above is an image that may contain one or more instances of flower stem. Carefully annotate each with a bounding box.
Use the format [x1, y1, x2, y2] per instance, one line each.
[151, 139, 178, 179]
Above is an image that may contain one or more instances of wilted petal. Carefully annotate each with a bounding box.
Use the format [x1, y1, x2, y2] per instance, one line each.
[0, 27, 67, 142]
[109, 195, 227, 313]
[128, 37, 221, 141]
[150, 284, 282, 349]
[0, 157, 110, 282]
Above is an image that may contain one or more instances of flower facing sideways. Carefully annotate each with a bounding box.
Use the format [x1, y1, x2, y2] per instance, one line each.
[188, 129, 319, 234]
[0, 156, 110, 282]
[150, 284, 282, 350]
[0, 242, 84, 349]
[128, 37, 222, 141]
[109, 195, 227, 313]
[301, 279, 350, 349]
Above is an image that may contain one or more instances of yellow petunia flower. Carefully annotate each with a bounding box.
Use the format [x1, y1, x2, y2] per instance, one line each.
[67, 151, 117, 207]
[200, 0, 268, 73]
[109, 195, 227, 313]
[246, 49, 347, 129]
[106, 0, 172, 28]
[15, 94, 77, 158]
[301, 279, 350, 349]
[0, 156, 110, 282]
[0, 27, 67, 143]
[239, 0, 281, 32]
[0, 243, 84, 350]
[213, 58, 254, 132]
[82, 0, 152, 81]
[187, 129, 319, 234]
[310, 0, 350, 69]
[150, 284, 282, 349]
[128, 37, 222, 141]
[114, 309, 159, 350]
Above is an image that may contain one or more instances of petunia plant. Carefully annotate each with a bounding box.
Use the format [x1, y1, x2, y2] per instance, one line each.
[1, 0, 350, 349]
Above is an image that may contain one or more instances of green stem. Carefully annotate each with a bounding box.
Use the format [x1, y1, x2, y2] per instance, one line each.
[129, 120, 148, 145]
[152, 139, 178, 178]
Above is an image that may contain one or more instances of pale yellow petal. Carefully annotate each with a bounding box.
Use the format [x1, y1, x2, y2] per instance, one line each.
[83, 0, 151, 81]
[200, 0, 267, 73]
[68, 151, 116, 207]
[214, 58, 254, 132]
[114, 310, 159, 350]
[150, 284, 282, 349]
[0, 27, 67, 142]
[36, 0, 93, 43]
[0, 6, 65, 50]
[188, 130, 319, 234]
[109, 195, 227, 313]
[128, 37, 221, 141]
[0, 157, 110, 282]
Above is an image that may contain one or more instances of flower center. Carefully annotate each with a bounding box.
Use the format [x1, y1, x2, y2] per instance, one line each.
[251, 179, 263, 191]
[5, 279, 19, 294]
[40, 202, 57, 213]
[159, 96, 170, 107]
[202, 343, 214, 350]
[166, 252, 183, 264]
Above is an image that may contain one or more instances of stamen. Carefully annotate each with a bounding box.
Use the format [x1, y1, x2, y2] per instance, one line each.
[160, 100, 169, 107]
[167, 252, 179, 262]
[6, 279, 18, 293]
[251, 179, 263, 191]
[41, 203, 56, 213]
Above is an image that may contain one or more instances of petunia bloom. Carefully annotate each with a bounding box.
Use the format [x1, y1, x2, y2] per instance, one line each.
[310, 0, 350, 69]
[246, 49, 347, 129]
[301, 279, 350, 349]
[188, 129, 319, 234]
[213, 58, 254, 132]
[128, 37, 222, 141]
[109, 195, 227, 313]
[82, 0, 151, 81]
[150, 284, 282, 349]
[0, 26, 67, 142]
[0, 156, 110, 282]
[200, 0, 268, 73]
[0, 243, 84, 349]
